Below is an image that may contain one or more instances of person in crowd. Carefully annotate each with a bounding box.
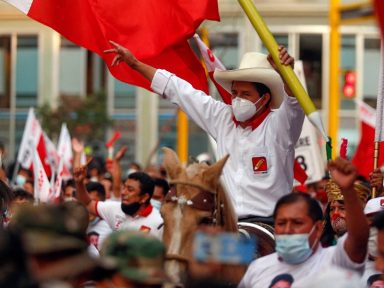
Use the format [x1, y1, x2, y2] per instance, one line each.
[98, 230, 170, 288]
[9, 202, 106, 287]
[0, 179, 13, 226]
[62, 179, 76, 202]
[361, 196, 384, 285]
[103, 41, 305, 221]
[320, 176, 371, 247]
[74, 164, 163, 239]
[370, 168, 384, 196]
[14, 167, 33, 192]
[372, 211, 384, 274]
[0, 227, 38, 288]
[238, 157, 369, 287]
[85, 181, 112, 251]
[151, 177, 170, 210]
[367, 274, 384, 288]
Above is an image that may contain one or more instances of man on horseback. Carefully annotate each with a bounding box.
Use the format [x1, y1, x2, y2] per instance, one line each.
[104, 41, 304, 221]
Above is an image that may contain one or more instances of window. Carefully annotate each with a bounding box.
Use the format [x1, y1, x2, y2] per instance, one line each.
[0, 36, 10, 109]
[16, 36, 38, 108]
[362, 38, 381, 107]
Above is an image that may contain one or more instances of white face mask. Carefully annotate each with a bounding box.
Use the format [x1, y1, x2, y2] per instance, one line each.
[150, 199, 162, 210]
[368, 227, 378, 258]
[231, 96, 265, 122]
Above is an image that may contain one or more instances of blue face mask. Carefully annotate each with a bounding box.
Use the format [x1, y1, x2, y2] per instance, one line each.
[150, 199, 162, 210]
[16, 175, 26, 186]
[275, 224, 318, 265]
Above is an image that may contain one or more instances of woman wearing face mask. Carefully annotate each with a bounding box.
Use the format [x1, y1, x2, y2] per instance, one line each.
[238, 158, 369, 288]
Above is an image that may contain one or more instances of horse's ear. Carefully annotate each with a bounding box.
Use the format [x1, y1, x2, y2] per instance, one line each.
[162, 147, 183, 179]
[202, 154, 229, 189]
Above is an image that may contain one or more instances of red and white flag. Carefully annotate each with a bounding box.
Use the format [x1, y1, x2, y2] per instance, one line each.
[57, 123, 73, 180]
[194, 34, 232, 104]
[53, 157, 64, 198]
[352, 100, 384, 178]
[17, 108, 51, 177]
[3, 0, 218, 93]
[33, 148, 52, 203]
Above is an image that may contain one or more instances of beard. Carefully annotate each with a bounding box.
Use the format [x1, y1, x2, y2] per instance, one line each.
[331, 217, 347, 237]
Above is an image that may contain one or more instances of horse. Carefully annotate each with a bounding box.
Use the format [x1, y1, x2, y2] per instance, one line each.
[160, 147, 275, 286]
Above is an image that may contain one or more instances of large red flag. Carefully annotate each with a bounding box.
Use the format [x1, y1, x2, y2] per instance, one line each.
[352, 101, 384, 179]
[4, 0, 219, 92]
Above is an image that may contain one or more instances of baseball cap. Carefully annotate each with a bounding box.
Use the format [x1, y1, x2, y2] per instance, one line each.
[364, 197, 384, 216]
[101, 230, 169, 285]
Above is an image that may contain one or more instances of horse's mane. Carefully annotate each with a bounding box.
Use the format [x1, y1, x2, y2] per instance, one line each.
[216, 181, 238, 232]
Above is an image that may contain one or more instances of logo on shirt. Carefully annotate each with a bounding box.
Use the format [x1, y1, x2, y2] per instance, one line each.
[252, 157, 268, 174]
[140, 225, 151, 233]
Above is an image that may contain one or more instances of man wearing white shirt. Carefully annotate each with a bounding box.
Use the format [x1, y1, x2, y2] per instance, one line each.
[238, 158, 369, 287]
[74, 167, 163, 240]
[104, 41, 304, 219]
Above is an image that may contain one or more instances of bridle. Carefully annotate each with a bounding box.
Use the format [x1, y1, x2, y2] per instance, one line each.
[163, 180, 219, 264]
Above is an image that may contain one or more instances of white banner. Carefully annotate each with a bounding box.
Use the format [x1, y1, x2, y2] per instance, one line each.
[293, 61, 325, 185]
[17, 108, 43, 168]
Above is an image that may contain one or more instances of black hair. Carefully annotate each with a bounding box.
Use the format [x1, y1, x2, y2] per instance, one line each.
[367, 274, 384, 286]
[13, 188, 34, 202]
[373, 211, 384, 231]
[127, 172, 155, 204]
[273, 192, 323, 222]
[86, 182, 106, 201]
[154, 178, 170, 197]
[320, 203, 337, 247]
[252, 82, 272, 106]
[269, 273, 294, 287]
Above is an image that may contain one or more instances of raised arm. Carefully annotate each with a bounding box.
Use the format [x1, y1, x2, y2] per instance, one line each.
[111, 146, 128, 199]
[328, 157, 369, 263]
[370, 168, 383, 196]
[267, 45, 294, 97]
[73, 164, 97, 216]
[104, 41, 156, 81]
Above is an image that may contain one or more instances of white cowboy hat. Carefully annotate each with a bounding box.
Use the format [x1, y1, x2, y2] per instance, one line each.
[213, 52, 284, 109]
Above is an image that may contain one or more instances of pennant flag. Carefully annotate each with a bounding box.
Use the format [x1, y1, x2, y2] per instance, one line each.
[33, 148, 52, 203]
[16, 108, 51, 178]
[352, 100, 384, 178]
[44, 133, 60, 171]
[194, 33, 232, 104]
[57, 123, 73, 180]
[3, 0, 218, 93]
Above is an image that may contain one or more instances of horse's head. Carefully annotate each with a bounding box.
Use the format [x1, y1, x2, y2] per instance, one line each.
[160, 147, 233, 283]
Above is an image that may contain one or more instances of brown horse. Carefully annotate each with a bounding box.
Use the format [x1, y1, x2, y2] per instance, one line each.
[160, 147, 244, 285]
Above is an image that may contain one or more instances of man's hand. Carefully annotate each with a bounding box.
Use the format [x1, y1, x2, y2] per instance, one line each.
[73, 166, 87, 184]
[114, 146, 128, 162]
[72, 138, 84, 154]
[328, 157, 357, 190]
[104, 41, 139, 68]
[370, 168, 383, 194]
[267, 45, 294, 71]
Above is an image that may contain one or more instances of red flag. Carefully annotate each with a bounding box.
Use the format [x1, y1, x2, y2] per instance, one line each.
[4, 0, 218, 93]
[374, 0, 384, 39]
[352, 101, 384, 178]
[293, 159, 308, 185]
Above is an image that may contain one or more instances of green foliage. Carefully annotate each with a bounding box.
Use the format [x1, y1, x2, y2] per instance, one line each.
[37, 92, 112, 142]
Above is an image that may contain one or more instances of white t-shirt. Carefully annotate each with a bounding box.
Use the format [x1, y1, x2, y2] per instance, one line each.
[86, 217, 112, 250]
[238, 234, 365, 288]
[95, 201, 163, 239]
[151, 70, 304, 217]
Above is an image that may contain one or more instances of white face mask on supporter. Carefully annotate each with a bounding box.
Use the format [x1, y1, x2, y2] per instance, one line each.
[231, 96, 264, 122]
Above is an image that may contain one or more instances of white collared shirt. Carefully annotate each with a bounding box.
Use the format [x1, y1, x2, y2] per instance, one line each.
[151, 69, 305, 217]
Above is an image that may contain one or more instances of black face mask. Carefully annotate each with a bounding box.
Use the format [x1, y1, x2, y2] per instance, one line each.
[121, 202, 141, 216]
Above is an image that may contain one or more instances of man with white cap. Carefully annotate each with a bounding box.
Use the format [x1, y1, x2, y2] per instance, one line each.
[362, 196, 384, 285]
[104, 41, 304, 220]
